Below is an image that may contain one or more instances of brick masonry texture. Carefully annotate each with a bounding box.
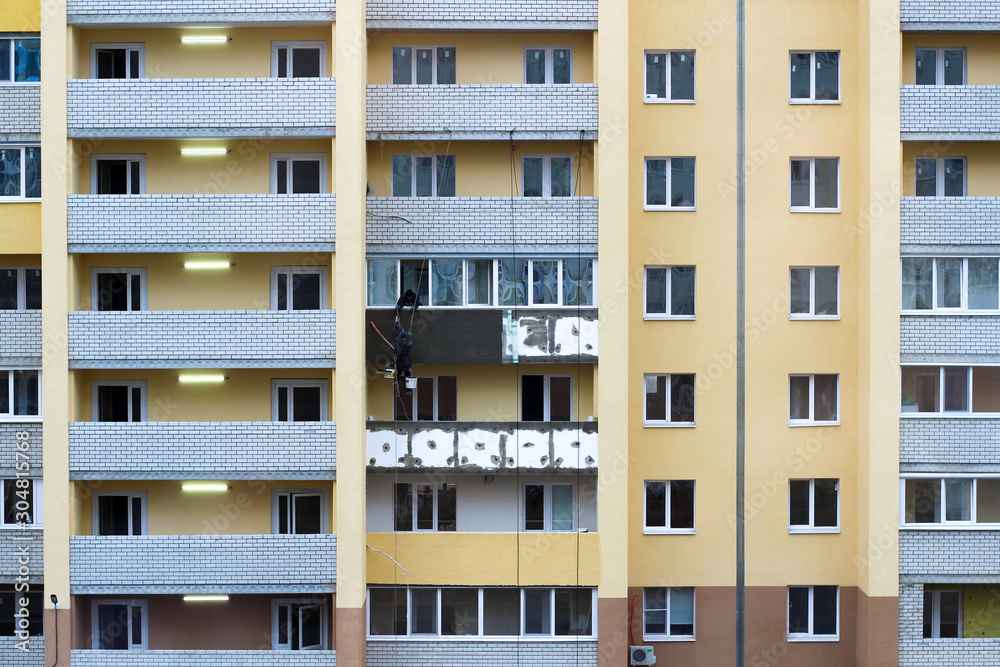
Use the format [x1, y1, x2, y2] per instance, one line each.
[0, 423, 43, 477]
[901, 316, 1000, 360]
[900, 417, 1000, 466]
[70, 534, 336, 593]
[67, 79, 335, 137]
[899, 583, 1000, 666]
[0, 86, 40, 139]
[900, 530, 1000, 576]
[902, 86, 1000, 136]
[901, 197, 1000, 247]
[67, 0, 333, 17]
[68, 194, 335, 252]
[366, 85, 597, 138]
[901, 0, 1000, 26]
[366, 197, 597, 253]
[0, 638, 44, 667]
[0, 311, 41, 365]
[366, 0, 596, 27]
[0, 530, 43, 582]
[67, 310, 336, 368]
[366, 640, 598, 666]
[70, 650, 337, 666]
[69, 421, 335, 479]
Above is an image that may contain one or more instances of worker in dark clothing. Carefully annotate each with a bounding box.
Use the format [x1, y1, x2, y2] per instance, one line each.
[396, 288, 421, 315]
[393, 317, 414, 394]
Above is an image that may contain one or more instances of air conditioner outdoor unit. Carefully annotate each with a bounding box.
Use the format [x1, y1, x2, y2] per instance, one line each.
[630, 645, 656, 665]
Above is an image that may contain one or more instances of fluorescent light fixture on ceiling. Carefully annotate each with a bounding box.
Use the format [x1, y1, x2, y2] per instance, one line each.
[179, 148, 229, 155]
[178, 375, 227, 383]
[180, 36, 229, 44]
[183, 261, 232, 269]
[183, 595, 231, 602]
[181, 483, 230, 492]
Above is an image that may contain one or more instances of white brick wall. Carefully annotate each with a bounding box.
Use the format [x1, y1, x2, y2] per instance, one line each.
[67, 0, 333, 23]
[901, 197, 1000, 247]
[70, 534, 336, 594]
[70, 650, 337, 666]
[366, 85, 597, 139]
[900, 417, 1000, 466]
[67, 310, 336, 368]
[900, 530, 1000, 576]
[70, 421, 335, 479]
[367, 640, 597, 666]
[0, 638, 44, 667]
[901, 316, 1000, 359]
[0, 311, 41, 365]
[0, 530, 43, 582]
[898, 583, 1000, 666]
[901, 0, 1000, 27]
[901, 86, 1000, 137]
[367, 0, 597, 29]
[366, 197, 597, 253]
[67, 79, 335, 137]
[0, 87, 40, 139]
[0, 423, 43, 477]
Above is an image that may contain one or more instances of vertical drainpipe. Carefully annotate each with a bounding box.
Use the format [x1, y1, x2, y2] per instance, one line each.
[735, 0, 747, 664]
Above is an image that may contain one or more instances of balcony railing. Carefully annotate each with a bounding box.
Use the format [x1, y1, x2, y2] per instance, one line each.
[67, 0, 334, 25]
[0, 529, 43, 582]
[68, 194, 335, 253]
[68, 79, 335, 138]
[70, 650, 337, 666]
[901, 85, 1000, 139]
[0, 86, 39, 140]
[901, 316, 1000, 360]
[899, 530, 999, 576]
[901, 197, 1000, 247]
[68, 310, 336, 368]
[368, 641, 596, 665]
[0, 423, 42, 477]
[901, 0, 1000, 31]
[0, 311, 41, 365]
[366, 84, 597, 140]
[367, 0, 597, 30]
[70, 534, 337, 594]
[70, 421, 336, 480]
[2, 637, 43, 666]
[900, 417, 1000, 467]
[367, 421, 597, 472]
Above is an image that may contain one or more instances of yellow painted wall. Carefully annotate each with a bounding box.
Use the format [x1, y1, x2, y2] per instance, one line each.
[902, 142, 1000, 196]
[71, 27, 333, 79]
[901, 35, 1000, 85]
[365, 141, 595, 197]
[366, 532, 599, 586]
[366, 32, 593, 85]
[0, 204, 42, 255]
[1, 0, 41, 31]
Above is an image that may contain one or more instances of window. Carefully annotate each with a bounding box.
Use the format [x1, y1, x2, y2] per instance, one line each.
[789, 51, 840, 102]
[272, 41, 325, 78]
[0, 267, 41, 310]
[645, 157, 696, 210]
[902, 477, 1000, 526]
[271, 153, 325, 194]
[0, 370, 39, 419]
[92, 155, 144, 195]
[644, 480, 695, 533]
[915, 157, 965, 197]
[93, 492, 145, 536]
[90, 43, 143, 79]
[368, 587, 595, 638]
[272, 380, 328, 421]
[391, 155, 455, 197]
[91, 268, 146, 311]
[1, 479, 42, 527]
[787, 586, 838, 640]
[524, 484, 574, 531]
[643, 587, 694, 640]
[394, 375, 457, 421]
[900, 366, 1000, 414]
[644, 266, 695, 319]
[643, 373, 695, 426]
[0, 37, 40, 83]
[0, 592, 42, 637]
[271, 266, 326, 311]
[521, 375, 572, 421]
[273, 489, 327, 534]
[902, 257, 1000, 312]
[789, 479, 839, 532]
[273, 599, 327, 650]
[92, 600, 147, 650]
[393, 483, 457, 532]
[0, 146, 41, 200]
[392, 47, 456, 84]
[525, 47, 572, 84]
[789, 267, 839, 318]
[915, 48, 965, 86]
[790, 158, 839, 211]
[644, 50, 695, 102]
[522, 155, 573, 197]
[923, 590, 962, 638]
[93, 381, 145, 422]
[789, 374, 838, 425]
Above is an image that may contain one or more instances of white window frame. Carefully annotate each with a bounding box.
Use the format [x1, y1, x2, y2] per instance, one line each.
[900, 256, 1000, 314]
[789, 157, 840, 212]
[522, 483, 576, 532]
[0, 369, 41, 420]
[391, 46, 456, 84]
[788, 479, 840, 534]
[90, 267, 148, 311]
[786, 586, 839, 642]
[270, 266, 328, 311]
[523, 47, 573, 84]
[789, 266, 840, 320]
[391, 154, 455, 198]
[92, 380, 147, 422]
[643, 479, 697, 535]
[271, 40, 326, 78]
[0, 36, 40, 85]
[394, 375, 458, 421]
[91, 599, 148, 650]
[0, 145, 41, 201]
[643, 50, 696, 103]
[642, 373, 696, 427]
[0, 266, 41, 310]
[270, 153, 327, 194]
[89, 42, 145, 79]
[788, 373, 840, 426]
[271, 488, 328, 535]
[644, 156, 697, 211]
[393, 482, 456, 533]
[788, 50, 841, 104]
[923, 589, 963, 638]
[272, 598, 328, 650]
[91, 491, 147, 536]
[0, 478, 43, 528]
[271, 379, 329, 421]
[914, 47, 966, 86]
[642, 587, 696, 641]
[900, 474, 1000, 528]
[91, 154, 146, 194]
[643, 265, 697, 320]
[521, 155, 574, 198]
[520, 374, 573, 422]
[914, 156, 967, 198]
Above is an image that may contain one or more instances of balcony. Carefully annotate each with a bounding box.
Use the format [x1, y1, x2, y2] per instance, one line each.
[900, 417, 1000, 467]
[367, 0, 597, 30]
[0, 529, 43, 582]
[901, 0, 1000, 31]
[901, 86, 1000, 140]
[1, 638, 43, 666]
[366, 421, 597, 472]
[67, 0, 334, 26]
[70, 651, 337, 666]
[366, 196, 597, 254]
[899, 530, 1000, 577]
[70, 534, 336, 594]
[898, 583, 1000, 667]
[0, 86, 39, 141]
[70, 421, 335, 480]
[368, 641, 596, 666]
[366, 84, 597, 140]
[68, 310, 336, 369]
[901, 316, 1000, 361]
[67, 79, 335, 139]
[901, 196, 1000, 247]
[0, 311, 41, 365]
[68, 194, 335, 253]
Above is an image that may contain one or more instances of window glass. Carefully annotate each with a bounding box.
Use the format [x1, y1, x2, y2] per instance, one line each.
[645, 268, 667, 315]
[789, 480, 810, 526]
[410, 589, 438, 635]
[368, 259, 397, 307]
[392, 47, 412, 84]
[914, 158, 937, 197]
[944, 50, 964, 86]
[813, 374, 838, 422]
[789, 376, 810, 420]
[24, 148, 40, 198]
[523, 157, 543, 197]
[789, 53, 811, 99]
[291, 386, 322, 421]
[645, 159, 666, 206]
[814, 478, 839, 527]
[291, 160, 321, 194]
[549, 377, 572, 421]
[393, 483, 412, 531]
[814, 52, 839, 101]
[292, 48, 321, 78]
[525, 484, 544, 531]
[554, 589, 592, 636]
[436, 47, 456, 83]
[98, 604, 129, 649]
[812, 586, 838, 635]
[943, 158, 964, 197]
[901, 366, 940, 412]
[483, 588, 520, 635]
[24, 269, 41, 309]
[523, 590, 551, 635]
[943, 367, 968, 411]
[671, 266, 695, 316]
[790, 268, 811, 314]
[670, 588, 694, 635]
[670, 480, 695, 529]
[415, 48, 433, 84]
[467, 260, 493, 305]
[550, 157, 572, 197]
[0, 149, 21, 197]
[670, 52, 694, 100]
[293, 494, 322, 534]
[431, 259, 463, 306]
[400, 260, 429, 306]
[787, 587, 809, 634]
[976, 479, 1000, 523]
[551, 485, 574, 531]
[370, 588, 407, 636]
[968, 258, 1000, 310]
[645, 53, 666, 99]
[670, 374, 695, 422]
[437, 483, 456, 531]
[915, 49, 936, 85]
[645, 481, 666, 527]
[437, 376, 457, 421]
[13, 370, 39, 416]
[436, 155, 456, 197]
[814, 158, 838, 209]
[643, 588, 668, 635]
[944, 479, 972, 522]
[644, 375, 667, 421]
[13, 39, 40, 82]
[526, 49, 546, 84]
[936, 258, 962, 308]
[563, 259, 593, 306]
[0, 41, 8, 81]
[671, 158, 695, 207]
[905, 478, 941, 523]
[532, 260, 559, 305]
[972, 367, 1000, 412]
[553, 49, 572, 83]
[498, 259, 528, 307]
[901, 258, 933, 310]
[391, 155, 411, 196]
[441, 589, 478, 636]
[98, 496, 131, 535]
[790, 160, 810, 207]
[414, 156, 434, 196]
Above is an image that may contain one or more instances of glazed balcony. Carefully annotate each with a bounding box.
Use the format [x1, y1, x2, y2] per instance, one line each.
[366, 0, 596, 30]
[67, 0, 334, 26]
[0, 311, 41, 365]
[901, 85, 1000, 140]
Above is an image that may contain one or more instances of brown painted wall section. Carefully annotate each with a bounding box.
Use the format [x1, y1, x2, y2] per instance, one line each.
[336, 605, 366, 667]
[627, 586, 737, 666]
[856, 591, 899, 667]
[598, 597, 629, 667]
[745, 586, 857, 666]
